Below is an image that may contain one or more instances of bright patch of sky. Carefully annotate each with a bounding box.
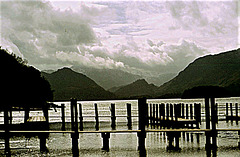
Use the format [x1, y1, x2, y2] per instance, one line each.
[1, 0, 239, 76]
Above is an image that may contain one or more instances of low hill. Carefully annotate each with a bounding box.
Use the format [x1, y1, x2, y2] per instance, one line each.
[42, 67, 115, 101]
[113, 79, 158, 99]
[157, 49, 240, 97]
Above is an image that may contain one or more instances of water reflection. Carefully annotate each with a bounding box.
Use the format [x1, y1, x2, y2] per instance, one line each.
[206, 148, 217, 157]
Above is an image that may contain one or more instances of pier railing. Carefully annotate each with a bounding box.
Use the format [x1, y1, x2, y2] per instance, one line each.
[0, 98, 240, 157]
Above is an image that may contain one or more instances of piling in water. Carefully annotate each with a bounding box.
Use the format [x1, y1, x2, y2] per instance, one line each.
[111, 103, 116, 130]
[138, 98, 147, 152]
[70, 98, 79, 157]
[61, 104, 66, 131]
[127, 103, 132, 130]
[4, 107, 10, 156]
[101, 132, 110, 151]
[94, 103, 99, 131]
[79, 103, 83, 131]
[205, 98, 211, 150]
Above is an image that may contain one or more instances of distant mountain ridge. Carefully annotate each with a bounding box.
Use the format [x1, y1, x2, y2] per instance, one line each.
[42, 48, 240, 100]
[72, 66, 141, 90]
[41, 67, 115, 101]
[157, 48, 240, 97]
[113, 79, 158, 99]
[72, 66, 175, 89]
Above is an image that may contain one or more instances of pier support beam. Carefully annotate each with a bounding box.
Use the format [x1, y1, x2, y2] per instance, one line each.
[79, 103, 83, 131]
[127, 103, 132, 130]
[24, 107, 30, 124]
[94, 103, 99, 131]
[101, 132, 110, 151]
[40, 103, 49, 152]
[111, 103, 116, 130]
[61, 104, 66, 131]
[138, 98, 147, 153]
[205, 98, 211, 150]
[4, 107, 11, 156]
[238, 131, 240, 149]
[39, 134, 48, 152]
[210, 97, 217, 150]
[71, 98, 79, 157]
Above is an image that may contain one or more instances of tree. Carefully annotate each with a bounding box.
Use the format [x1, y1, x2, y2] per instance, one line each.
[0, 47, 53, 109]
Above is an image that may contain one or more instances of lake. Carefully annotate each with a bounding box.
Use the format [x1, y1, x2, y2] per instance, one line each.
[0, 97, 239, 156]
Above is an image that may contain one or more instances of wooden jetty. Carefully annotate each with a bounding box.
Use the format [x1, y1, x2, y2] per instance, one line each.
[226, 103, 240, 123]
[0, 98, 240, 157]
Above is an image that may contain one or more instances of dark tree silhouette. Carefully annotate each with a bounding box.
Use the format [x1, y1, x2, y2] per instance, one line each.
[181, 86, 230, 99]
[0, 47, 53, 109]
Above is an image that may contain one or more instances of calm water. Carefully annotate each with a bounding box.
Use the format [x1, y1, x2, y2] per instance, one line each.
[0, 98, 239, 156]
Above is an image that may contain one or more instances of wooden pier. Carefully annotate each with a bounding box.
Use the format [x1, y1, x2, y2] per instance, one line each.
[0, 98, 240, 156]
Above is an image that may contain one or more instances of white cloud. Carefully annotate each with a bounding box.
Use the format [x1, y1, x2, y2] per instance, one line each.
[55, 50, 125, 70]
[1, 1, 96, 64]
[0, 0, 238, 76]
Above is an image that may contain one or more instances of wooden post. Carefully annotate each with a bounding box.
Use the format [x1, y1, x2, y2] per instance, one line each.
[166, 104, 169, 120]
[174, 104, 181, 125]
[156, 104, 159, 127]
[138, 98, 147, 152]
[4, 107, 10, 156]
[216, 103, 218, 124]
[186, 104, 189, 128]
[205, 97, 211, 150]
[40, 136, 48, 152]
[94, 103, 99, 131]
[190, 104, 193, 128]
[230, 103, 233, 122]
[146, 103, 149, 127]
[186, 104, 189, 119]
[196, 133, 200, 144]
[127, 103, 132, 130]
[159, 104, 162, 121]
[211, 97, 217, 150]
[167, 133, 174, 150]
[167, 104, 181, 150]
[24, 107, 30, 123]
[111, 103, 116, 130]
[181, 103, 185, 118]
[40, 103, 49, 152]
[9, 109, 12, 125]
[153, 104, 155, 128]
[71, 98, 79, 157]
[194, 103, 201, 128]
[101, 132, 110, 151]
[238, 131, 240, 149]
[71, 100, 75, 132]
[150, 103, 152, 127]
[174, 104, 181, 150]
[43, 103, 49, 130]
[79, 103, 83, 131]
[235, 103, 238, 124]
[170, 104, 173, 122]
[226, 103, 229, 122]
[61, 104, 66, 131]
[161, 104, 165, 128]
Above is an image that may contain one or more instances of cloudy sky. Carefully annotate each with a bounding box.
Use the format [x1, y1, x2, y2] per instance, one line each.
[1, 0, 239, 76]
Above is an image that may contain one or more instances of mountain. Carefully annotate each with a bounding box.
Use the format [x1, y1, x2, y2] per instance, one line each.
[157, 48, 240, 97]
[113, 79, 158, 99]
[72, 66, 176, 90]
[41, 67, 115, 101]
[145, 73, 177, 86]
[72, 66, 142, 90]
